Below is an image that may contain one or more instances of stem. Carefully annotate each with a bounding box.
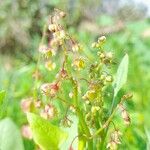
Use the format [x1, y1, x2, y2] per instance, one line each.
[110, 96, 115, 114]
[89, 104, 118, 139]
[72, 79, 93, 149]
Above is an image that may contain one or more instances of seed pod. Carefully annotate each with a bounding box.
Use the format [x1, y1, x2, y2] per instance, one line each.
[121, 110, 130, 125]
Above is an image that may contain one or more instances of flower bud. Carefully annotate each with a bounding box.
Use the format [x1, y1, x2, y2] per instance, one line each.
[21, 125, 32, 139]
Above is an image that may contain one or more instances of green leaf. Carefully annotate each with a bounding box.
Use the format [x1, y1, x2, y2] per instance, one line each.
[114, 54, 129, 97]
[0, 118, 24, 150]
[0, 90, 5, 106]
[27, 113, 68, 150]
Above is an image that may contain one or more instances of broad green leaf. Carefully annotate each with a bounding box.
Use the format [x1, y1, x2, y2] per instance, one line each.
[27, 113, 68, 150]
[114, 54, 129, 97]
[0, 118, 24, 150]
[0, 90, 5, 106]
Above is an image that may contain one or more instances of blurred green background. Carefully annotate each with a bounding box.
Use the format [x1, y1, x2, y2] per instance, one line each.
[0, 0, 150, 149]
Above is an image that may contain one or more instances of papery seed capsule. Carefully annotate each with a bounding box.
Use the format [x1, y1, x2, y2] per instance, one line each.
[111, 130, 122, 144]
[121, 110, 130, 125]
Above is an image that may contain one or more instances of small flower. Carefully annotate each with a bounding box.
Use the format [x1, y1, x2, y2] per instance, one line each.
[60, 117, 72, 127]
[34, 100, 42, 108]
[69, 105, 76, 113]
[21, 125, 32, 139]
[91, 42, 97, 48]
[60, 68, 68, 78]
[40, 104, 56, 119]
[45, 61, 56, 71]
[91, 106, 100, 114]
[72, 44, 81, 52]
[105, 75, 113, 82]
[98, 36, 106, 43]
[48, 23, 58, 32]
[82, 90, 97, 101]
[39, 45, 55, 58]
[20, 98, 33, 113]
[72, 58, 85, 70]
[69, 92, 73, 98]
[107, 140, 117, 150]
[40, 83, 59, 97]
[106, 52, 113, 59]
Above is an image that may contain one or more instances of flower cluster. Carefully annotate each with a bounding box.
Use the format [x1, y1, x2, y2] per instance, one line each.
[20, 9, 132, 149]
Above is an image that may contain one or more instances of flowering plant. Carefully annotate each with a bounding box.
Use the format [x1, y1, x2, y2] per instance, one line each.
[21, 9, 132, 150]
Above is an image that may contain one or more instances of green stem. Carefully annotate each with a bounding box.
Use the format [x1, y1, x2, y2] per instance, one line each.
[73, 79, 93, 149]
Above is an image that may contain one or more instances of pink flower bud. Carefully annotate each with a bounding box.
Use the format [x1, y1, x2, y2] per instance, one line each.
[21, 125, 32, 139]
[20, 98, 32, 113]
